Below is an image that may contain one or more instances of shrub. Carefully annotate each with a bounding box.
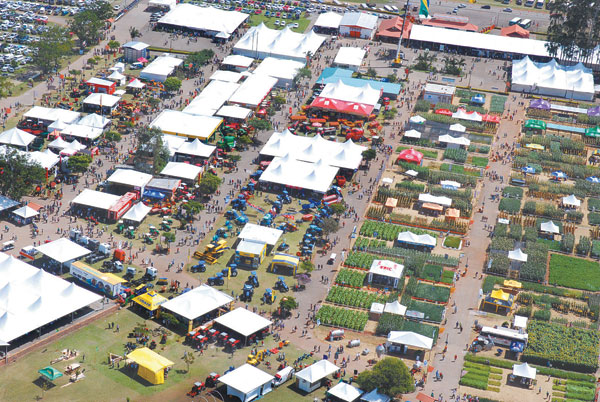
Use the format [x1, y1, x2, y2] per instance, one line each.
[499, 198, 521, 214]
[576, 236, 591, 256]
[533, 308, 551, 321]
[561, 233, 575, 253]
[443, 148, 468, 163]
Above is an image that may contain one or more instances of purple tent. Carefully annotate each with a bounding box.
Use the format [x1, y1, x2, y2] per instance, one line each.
[529, 99, 550, 110]
[588, 106, 600, 117]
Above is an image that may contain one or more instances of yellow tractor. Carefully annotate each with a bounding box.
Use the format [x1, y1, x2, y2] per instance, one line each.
[246, 350, 267, 366]
[194, 239, 228, 264]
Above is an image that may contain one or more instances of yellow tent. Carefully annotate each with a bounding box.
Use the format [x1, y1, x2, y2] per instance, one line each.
[126, 347, 174, 385]
[525, 143, 544, 151]
[132, 291, 168, 312]
[490, 289, 511, 301]
[270, 253, 300, 275]
[483, 289, 514, 313]
[503, 280, 522, 289]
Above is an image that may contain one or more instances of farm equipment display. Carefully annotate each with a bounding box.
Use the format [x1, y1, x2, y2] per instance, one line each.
[247, 271, 259, 288]
[262, 288, 276, 304]
[328, 329, 345, 341]
[187, 382, 205, 397]
[240, 284, 254, 301]
[191, 260, 206, 273]
[221, 265, 238, 278]
[205, 373, 220, 387]
[274, 276, 289, 292]
[207, 273, 225, 286]
[194, 239, 228, 264]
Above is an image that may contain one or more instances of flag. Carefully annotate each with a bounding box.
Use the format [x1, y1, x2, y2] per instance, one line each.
[419, 0, 430, 17]
[227, 267, 231, 280]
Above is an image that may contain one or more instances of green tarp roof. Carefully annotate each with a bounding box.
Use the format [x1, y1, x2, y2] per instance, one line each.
[524, 120, 546, 130]
[585, 126, 600, 138]
[38, 366, 63, 381]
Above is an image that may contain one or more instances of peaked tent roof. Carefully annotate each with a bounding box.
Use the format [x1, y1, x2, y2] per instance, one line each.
[383, 300, 407, 316]
[214, 307, 272, 337]
[387, 331, 433, 350]
[314, 11, 343, 29]
[122, 202, 152, 223]
[397, 148, 423, 164]
[13, 205, 39, 219]
[369, 259, 404, 279]
[219, 364, 274, 394]
[78, 113, 111, 129]
[175, 139, 216, 158]
[160, 162, 203, 181]
[501, 24, 530, 38]
[360, 388, 391, 402]
[34, 238, 91, 263]
[439, 134, 470, 146]
[508, 248, 528, 262]
[295, 359, 339, 383]
[328, 382, 363, 402]
[396, 231, 436, 247]
[513, 362, 536, 380]
[158, 4, 248, 35]
[162, 285, 233, 320]
[0, 127, 35, 147]
[540, 221, 560, 234]
[127, 78, 146, 89]
[562, 194, 581, 207]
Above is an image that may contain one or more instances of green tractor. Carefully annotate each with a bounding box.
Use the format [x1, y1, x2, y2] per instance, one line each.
[149, 225, 159, 236]
[160, 221, 171, 232]
[116, 220, 125, 234]
[125, 226, 135, 239]
[143, 233, 154, 244]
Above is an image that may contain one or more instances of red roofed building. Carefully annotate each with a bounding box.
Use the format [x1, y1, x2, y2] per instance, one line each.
[422, 18, 478, 32]
[500, 25, 530, 38]
[397, 148, 423, 165]
[376, 17, 413, 43]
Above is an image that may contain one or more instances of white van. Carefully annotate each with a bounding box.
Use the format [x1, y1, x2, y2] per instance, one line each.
[2, 240, 14, 251]
[272, 367, 294, 387]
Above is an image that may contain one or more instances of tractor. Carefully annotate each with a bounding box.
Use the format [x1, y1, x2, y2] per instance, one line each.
[274, 276, 289, 292]
[247, 271, 259, 288]
[125, 226, 135, 239]
[262, 288, 276, 304]
[148, 225, 159, 236]
[240, 284, 254, 301]
[191, 260, 206, 273]
[160, 221, 171, 231]
[187, 382, 205, 397]
[143, 233, 154, 244]
[207, 273, 224, 286]
[205, 373, 220, 388]
[221, 265, 238, 278]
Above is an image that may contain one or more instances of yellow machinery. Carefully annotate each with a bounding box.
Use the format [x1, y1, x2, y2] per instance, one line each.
[194, 240, 228, 264]
[247, 350, 267, 366]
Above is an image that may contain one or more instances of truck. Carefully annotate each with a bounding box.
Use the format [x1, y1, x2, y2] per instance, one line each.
[272, 367, 294, 387]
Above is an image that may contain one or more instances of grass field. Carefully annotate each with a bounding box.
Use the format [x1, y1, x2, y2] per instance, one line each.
[248, 14, 311, 33]
[0, 308, 315, 402]
[548, 254, 600, 291]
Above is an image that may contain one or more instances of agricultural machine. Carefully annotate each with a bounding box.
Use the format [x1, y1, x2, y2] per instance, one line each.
[328, 329, 345, 341]
[187, 382, 206, 397]
[221, 265, 238, 277]
[194, 239, 228, 264]
[247, 271, 259, 288]
[274, 276, 289, 292]
[262, 288, 276, 304]
[225, 209, 248, 225]
[240, 284, 254, 301]
[207, 273, 224, 286]
[205, 373, 220, 388]
[191, 260, 206, 273]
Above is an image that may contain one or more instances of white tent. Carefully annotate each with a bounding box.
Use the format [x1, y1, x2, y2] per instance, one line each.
[259, 156, 339, 193]
[35, 238, 91, 264]
[121, 202, 152, 223]
[314, 79, 381, 109]
[183, 80, 240, 116]
[368, 259, 404, 289]
[219, 364, 274, 402]
[409, 115, 426, 124]
[216, 105, 253, 120]
[0, 128, 35, 150]
[540, 221, 560, 234]
[82, 93, 121, 109]
[210, 70, 243, 83]
[562, 194, 581, 208]
[222, 55, 254, 70]
[396, 231, 437, 248]
[452, 108, 482, 122]
[13, 205, 38, 219]
[158, 4, 248, 36]
[508, 248, 528, 262]
[441, 180, 461, 189]
[512, 363, 536, 380]
[0, 253, 101, 342]
[78, 113, 111, 129]
[72, 189, 120, 211]
[107, 71, 126, 85]
[127, 79, 146, 89]
[449, 123, 466, 132]
[383, 301, 407, 316]
[48, 119, 68, 132]
[107, 169, 153, 189]
[151, 110, 222, 140]
[512, 56, 595, 101]
[175, 139, 216, 159]
[24, 107, 80, 125]
[418, 193, 452, 207]
[370, 302, 384, 315]
[439, 134, 470, 147]
[387, 331, 433, 350]
[334, 47, 366, 71]
[161, 284, 233, 321]
[253, 57, 305, 87]
[162, 134, 187, 156]
[28, 149, 59, 169]
[238, 223, 283, 246]
[328, 382, 363, 402]
[361, 388, 390, 402]
[234, 24, 326, 62]
[295, 360, 339, 392]
[314, 11, 343, 29]
[403, 129, 422, 139]
[160, 162, 203, 182]
[514, 315, 528, 329]
[140, 55, 183, 82]
[229, 74, 278, 107]
[60, 124, 103, 141]
[149, 0, 176, 8]
[214, 307, 272, 338]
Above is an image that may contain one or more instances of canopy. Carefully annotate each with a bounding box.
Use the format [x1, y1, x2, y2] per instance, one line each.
[452, 108, 482, 122]
[259, 156, 339, 193]
[107, 169, 153, 188]
[514, 315, 528, 329]
[361, 388, 390, 402]
[314, 11, 343, 29]
[132, 291, 167, 311]
[419, 193, 452, 207]
[585, 126, 600, 138]
[562, 194, 581, 207]
[222, 55, 254, 69]
[150, 110, 222, 140]
[529, 99, 550, 110]
[122, 202, 152, 223]
[271, 253, 299, 268]
[238, 223, 283, 246]
[409, 115, 426, 124]
[253, 57, 305, 83]
[551, 171, 567, 179]
[328, 382, 363, 402]
[540, 221, 560, 234]
[404, 129, 421, 139]
[396, 231, 436, 248]
[161, 284, 233, 320]
[107, 71, 125, 81]
[397, 148, 423, 164]
[369, 259, 404, 280]
[438, 134, 470, 146]
[160, 162, 202, 181]
[38, 366, 63, 381]
[72, 189, 121, 211]
[449, 123, 466, 132]
[47, 137, 70, 150]
[440, 180, 461, 189]
[158, 4, 248, 35]
[60, 124, 103, 140]
[219, 364, 274, 394]
[140, 55, 183, 82]
[0, 127, 35, 148]
[310, 80, 380, 117]
[508, 248, 528, 262]
[334, 47, 366, 68]
[35, 238, 91, 264]
[512, 363, 536, 380]
[24, 106, 80, 124]
[210, 70, 243, 83]
[383, 301, 407, 316]
[78, 113, 110, 129]
[127, 79, 146, 89]
[295, 360, 339, 383]
[490, 289, 512, 303]
[13, 205, 39, 219]
[126, 347, 174, 385]
[588, 106, 600, 116]
[214, 307, 272, 337]
[82, 93, 121, 108]
[521, 166, 536, 174]
[183, 80, 240, 117]
[387, 331, 433, 350]
[524, 119, 546, 130]
[48, 119, 68, 132]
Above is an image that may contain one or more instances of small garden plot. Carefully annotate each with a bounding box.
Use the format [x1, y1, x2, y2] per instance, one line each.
[468, 144, 490, 154]
[441, 269, 455, 284]
[414, 283, 451, 303]
[375, 313, 439, 341]
[459, 361, 502, 392]
[420, 264, 442, 282]
[440, 163, 481, 177]
[326, 286, 387, 309]
[489, 95, 507, 114]
[470, 156, 489, 167]
[335, 269, 367, 288]
[396, 146, 438, 159]
[359, 221, 436, 241]
[443, 236, 462, 249]
[315, 305, 368, 331]
[443, 148, 467, 163]
[407, 299, 445, 323]
[552, 379, 596, 401]
[588, 198, 600, 211]
[523, 321, 600, 373]
[498, 198, 521, 214]
[502, 186, 523, 198]
[549, 254, 600, 291]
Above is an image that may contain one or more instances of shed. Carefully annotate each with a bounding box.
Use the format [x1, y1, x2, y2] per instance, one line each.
[368, 259, 404, 289]
[214, 308, 272, 344]
[238, 223, 283, 246]
[339, 12, 378, 39]
[327, 381, 363, 402]
[235, 239, 267, 269]
[423, 83, 455, 105]
[122, 41, 150, 63]
[12, 205, 38, 225]
[126, 347, 174, 385]
[86, 77, 116, 94]
[160, 162, 203, 183]
[295, 359, 339, 393]
[219, 364, 274, 402]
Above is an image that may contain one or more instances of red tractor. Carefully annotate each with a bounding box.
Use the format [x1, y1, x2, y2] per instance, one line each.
[187, 381, 206, 397]
[225, 338, 241, 352]
[217, 332, 229, 346]
[205, 373, 220, 388]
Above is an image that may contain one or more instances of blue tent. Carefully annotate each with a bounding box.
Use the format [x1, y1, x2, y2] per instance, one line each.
[510, 340, 525, 353]
[143, 190, 165, 200]
[521, 166, 536, 174]
[471, 94, 485, 105]
[587, 176, 600, 183]
[551, 171, 568, 180]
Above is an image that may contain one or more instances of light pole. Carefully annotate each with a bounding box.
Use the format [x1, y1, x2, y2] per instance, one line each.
[396, 0, 412, 59]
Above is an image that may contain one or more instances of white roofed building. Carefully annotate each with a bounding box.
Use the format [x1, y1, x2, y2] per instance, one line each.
[216, 105, 253, 121]
[151, 110, 222, 140]
[23, 106, 80, 126]
[253, 57, 305, 88]
[222, 54, 254, 71]
[295, 360, 339, 393]
[60, 124, 104, 142]
[229, 74, 278, 108]
[107, 169, 153, 194]
[314, 12, 343, 34]
[368, 259, 404, 289]
[259, 156, 339, 193]
[140, 55, 183, 82]
[424, 83, 456, 104]
[214, 307, 272, 344]
[238, 223, 283, 246]
[122, 41, 149, 63]
[219, 364, 274, 402]
[334, 47, 366, 71]
[82, 93, 121, 115]
[339, 12, 378, 39]
[183, 80, 240, 116]
[210, 70, 243, 83]
[160, 162, 203, 183]
[35, 238, 91, 266]
[157, 4, 248, 38]
[395, 231, 437, 251]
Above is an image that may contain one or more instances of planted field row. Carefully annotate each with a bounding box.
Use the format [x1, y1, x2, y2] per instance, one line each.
[548, 254, 600, 292]
[407, 299, 445, 323]
[344, 251, 404, 271]
[359, 221, 436, 242]
[413, 282, 451, 303]
[353, 237, 387, 250]
[315, 305, 368, 332]
[326, 286, 387, 309]
[335, 269, 367, 288]
[459, 361, 502, 392]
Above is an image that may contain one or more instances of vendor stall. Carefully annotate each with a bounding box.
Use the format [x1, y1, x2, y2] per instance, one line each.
[219, 364, 274, 402]
[126, 347, 174, 385]
[234, 239, 267, 269]
[386, 331, 433, 354]
[269, 253, 300, 275]
[70, 260, 126, 298]
[213, 307, 272, 345]
[132, 291, 167, 318]
[367, 259, 404, 289]
[328, 382, 363, 402]
[295, 359, 339, 393]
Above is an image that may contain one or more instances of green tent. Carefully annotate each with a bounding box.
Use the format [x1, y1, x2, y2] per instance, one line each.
[524, 120, 547, 130]
[585, 126, 600, 138]
[38, 366, 63, 381]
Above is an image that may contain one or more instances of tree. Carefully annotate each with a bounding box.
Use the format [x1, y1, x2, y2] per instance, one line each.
[271, 95, 286, 110]
[280, 296, 298, 311]
[362, 149, 377, 162]
[0, 148, 45, 200]
[366, 67, 377, 77]
[300, 260, 314, 273]
[182, 200, 204, 220]
[133, 127, 170, 174]
[182, 350, 194, 375]
[129, 27, 141, 40]
[67, 154, 92, 174]
[163, 77, 182, 93]
[69, 10, 104, 46]
[441, 56, 465, 76]
[248, 118, 272, 132]
[33, 25, 73, 75]
[0, 76, 11, 98]
[386, 73, 398, 83]
[88, 0, 114, 20]
[298, 67, 312, 79]
[321, 217, 340, 236]
[356, 358, 415, 397]
[546, 0, 600, 63]
[104, 131, 122, 142]
[413, 51, 436, 71]
[330, 202, 347, 217]
[185, 49, 214, 67]
[163, 232, 176, 243]
[108, 40, 120, 52]
[198, 173, 221, 196]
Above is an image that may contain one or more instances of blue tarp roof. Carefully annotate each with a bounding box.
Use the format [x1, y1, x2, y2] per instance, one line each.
[143, 190, 165, 200]
[0, 196, 19, 212]
[316, 67, 402, 96]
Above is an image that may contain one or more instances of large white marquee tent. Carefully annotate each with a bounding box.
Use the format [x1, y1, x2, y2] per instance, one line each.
[259, 155, 339, 193]
[253, 57, 305, 88]
[157, 4, 248, 36]
[229, 74, 278, 108]
[183, 80, 240, 116]
[234, 23, 326, 62]
[151, 110, 222, 140]
[140, 55, 183, 82]
[511, 56, 595, 101]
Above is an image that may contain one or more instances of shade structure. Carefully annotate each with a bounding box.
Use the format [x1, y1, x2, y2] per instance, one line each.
[418, 193, 452, 207]
[214, 307, 272, 338]
[210, 70, 243, 83]
[107, 169, 153, 189]
[310, 80, 380, 117]
[228, 74, 278, 108]
[387, 331, 433, 350]
[588, 106, 600, 116]
[132, 291, 167, 311]
[127, 78, 146, 89]
[521, 166, 536, 174]
[48, 119, 68, 132]
[24, 106, 80, 125]
[361, 388, 391, 402]
[369, 259, 404, 280]
[216, 105, 253, 121]
[121, 202, 152, 223]
[161, 284, 233, 321]
[259, 156, 339, 193]
[28, 150, 59, 170]
[525, 143, 544, 151]
[219, 364, 274, 395]
[72, 189, 121, 211]
[0, 127, 35, 148]
[397, 148, 423, 164]
[295, 360, 339, 384]
[175, 139, 216, 159]
[13, 205, 39, 219]
[252, 57, 305, 87]
[440, 180, 461, 189]
[78, 113, 110, 129]
[403, 129, 421, 139]
[183, 80, 240, 116]
[60, 124, 103, 141]
[513, 363, 536, 380]
[140, 55, 183, 82]
[562, 194, 581, 207]
[47, 137, 70, 150]
[439, 134, 470, 147]
[508, 248, 528, 262]
[585, 126, 600, 138]
[157, 4, 248, 36]
[383, 301, 406, 316]
[529, 98, 550, 110]
[160, 162, 202, 182]
[524, 119, 546, 130]
[327, 382, 363, 402]
[410, 115, 426, 124]
[151, 110, 222, 140]
[452, 108, 482, 122]
[540, 221, 560, 234]
[551, 171, 568, 180]
[314, 11, 343, 29]
[396, 231, 436, 248]
[35, 238, 91, 264]
[38, 366, 63, 381]
[126, 347, 174, 385]
[449, 123, 466, 132]
[334, 47, 366, 69]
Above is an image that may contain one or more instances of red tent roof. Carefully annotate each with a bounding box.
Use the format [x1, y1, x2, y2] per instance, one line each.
[435, 108, 452, 116]
[376, 17, 413, 39]
[397, 148, 423, 164]
[423, 18, 478, 32]
[500, 25, 530, 38]
[483, 114, 501, 123]
[310, 96, 374, 117]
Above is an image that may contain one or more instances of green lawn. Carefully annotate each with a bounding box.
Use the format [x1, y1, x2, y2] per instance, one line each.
[248, 14, 311, 33]
[0, 308, 311, 402]
[548, 254, 600, 291]
[443, 236, 462, 250]
[470, 156, 489, 168]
